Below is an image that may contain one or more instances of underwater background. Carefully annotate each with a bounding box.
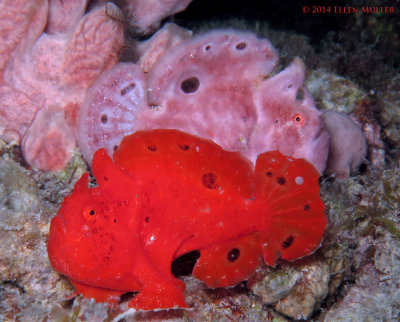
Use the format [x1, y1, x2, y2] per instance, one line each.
[0, 0, 399, 320]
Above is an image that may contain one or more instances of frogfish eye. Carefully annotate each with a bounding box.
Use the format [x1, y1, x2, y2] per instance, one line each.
[293, 113, 306, 125]
[83, 206, 97, 221]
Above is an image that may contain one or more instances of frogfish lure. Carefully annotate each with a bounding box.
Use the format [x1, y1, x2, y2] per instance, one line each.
[47, 129, 327, 310]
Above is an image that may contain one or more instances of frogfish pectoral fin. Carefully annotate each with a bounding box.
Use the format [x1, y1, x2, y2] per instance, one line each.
[192, 232, 262, 288]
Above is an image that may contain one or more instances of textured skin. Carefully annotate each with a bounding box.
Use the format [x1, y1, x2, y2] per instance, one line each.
[139, 29, 278, 156]
[136, 23, 193, 72]
[251, 58, 330, 172]
[48, 129, 327, 310]
[78, 63, 148, 163]
[77, 29, 331, 173]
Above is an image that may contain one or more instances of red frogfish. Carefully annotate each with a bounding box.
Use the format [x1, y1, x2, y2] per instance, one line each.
[48, 129, 327, 310]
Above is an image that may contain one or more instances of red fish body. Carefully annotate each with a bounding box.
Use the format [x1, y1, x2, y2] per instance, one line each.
[48, 129, 326, 310]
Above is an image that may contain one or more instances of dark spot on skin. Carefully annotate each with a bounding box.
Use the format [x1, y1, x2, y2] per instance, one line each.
[296, 88, 305, 101]
[227, 248, 240, 262]
[181, 77, 200, 93]
[119, 291, 138, 304]
[113, 145, 118, 151]
[120, 83, 136, 96]
[147, 146, 157, 152]
[103, 176, 108, 181]
[304, 204, 310, 210]
[113, 219, 117, 223]
[295, 116, 301, 122]
[145, 216, 150, 223]
[202, 173, 218, 189]
[179, 144, 190, 150]
[235, 42, 247, 50]
[282, 236, 294, 249]
[277, 177, 286, 185]
[89, 209, 96, 216]
[100, 114, 108, 123]
[266, 171, 273, 177]
[205, 45, 211, 51]
[287, 83, 293, 89]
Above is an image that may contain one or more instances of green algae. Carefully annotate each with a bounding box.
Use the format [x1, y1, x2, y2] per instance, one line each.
[372, 218, 400, 239]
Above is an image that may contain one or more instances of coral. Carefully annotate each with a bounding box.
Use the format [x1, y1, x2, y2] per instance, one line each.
[271, 262, 330, 320]
[0, 0, 124, 170]
[306, 69, 368, 115]
[247, 266, 302, 304]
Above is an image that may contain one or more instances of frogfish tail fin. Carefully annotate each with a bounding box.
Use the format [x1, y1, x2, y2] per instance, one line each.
[255, 150, 327, 266]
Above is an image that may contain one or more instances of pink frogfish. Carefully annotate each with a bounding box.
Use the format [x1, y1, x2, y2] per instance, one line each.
[78, 29, 330, 174]
[48, 129, 327, 310]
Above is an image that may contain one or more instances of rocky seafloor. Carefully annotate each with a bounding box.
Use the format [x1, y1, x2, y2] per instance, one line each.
[1, 1, 399, 321]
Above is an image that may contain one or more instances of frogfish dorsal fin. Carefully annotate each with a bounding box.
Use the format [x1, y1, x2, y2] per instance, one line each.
[91, 148, 137, 200]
